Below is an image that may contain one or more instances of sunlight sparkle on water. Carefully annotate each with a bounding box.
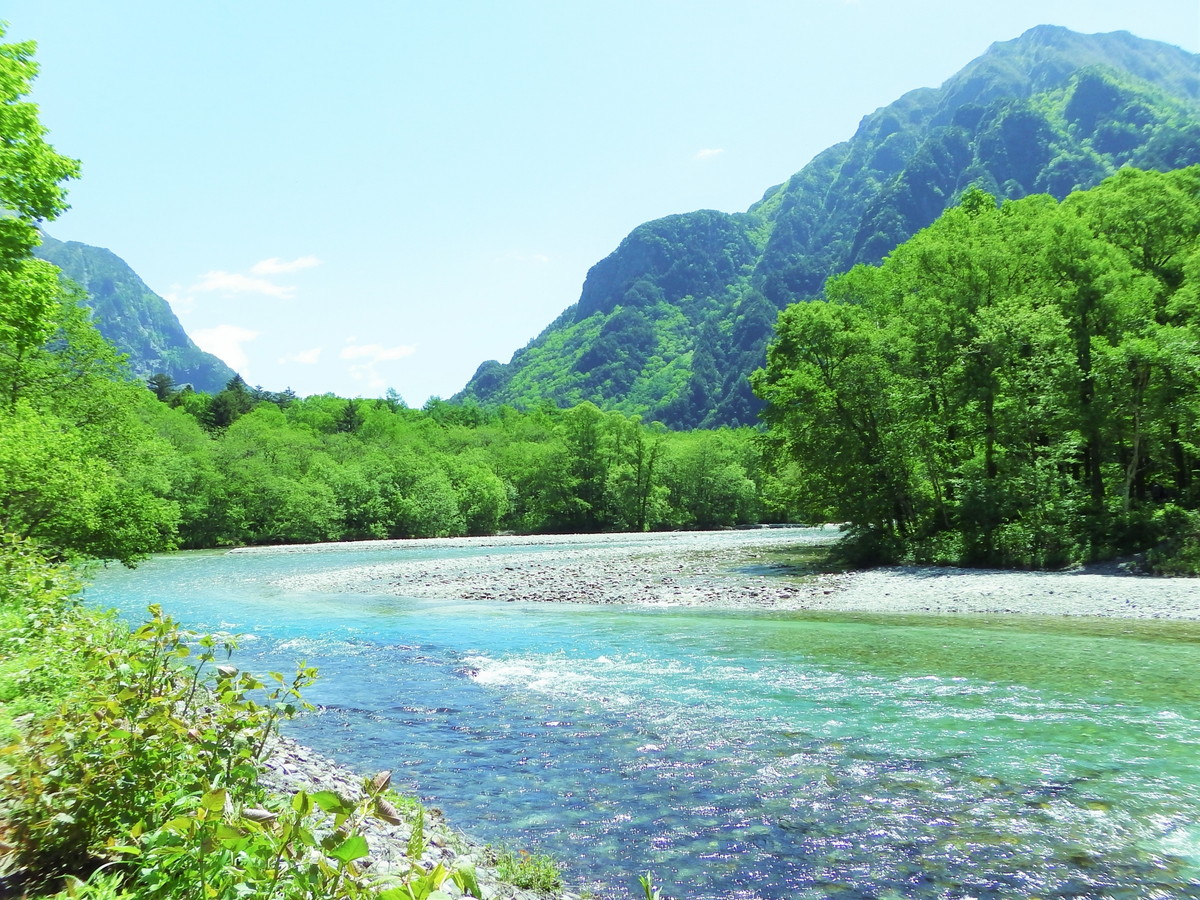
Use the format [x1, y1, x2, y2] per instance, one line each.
[86, 533, 1200, 900]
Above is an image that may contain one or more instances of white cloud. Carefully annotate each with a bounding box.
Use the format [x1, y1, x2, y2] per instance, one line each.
[192, 270, 295, 298]
[192, 324, 259, 372]
[251, 256, 322, 275]
[278, 347, 323, 365]
[694, 148, 725, 161]
[186, 255, 320, 299]
[340, 342, 417, 391]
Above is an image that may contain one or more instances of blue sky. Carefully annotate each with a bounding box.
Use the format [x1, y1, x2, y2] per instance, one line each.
[5, 1, 1198, 404]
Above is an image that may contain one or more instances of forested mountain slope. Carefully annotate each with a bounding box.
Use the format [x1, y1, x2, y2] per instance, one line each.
[33, 233, 235, 393]
[456, 25, 1200, 428]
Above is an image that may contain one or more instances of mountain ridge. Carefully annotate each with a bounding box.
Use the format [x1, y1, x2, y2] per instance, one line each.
[34, 233, 236, 393]
[456, 26, 1200, 428]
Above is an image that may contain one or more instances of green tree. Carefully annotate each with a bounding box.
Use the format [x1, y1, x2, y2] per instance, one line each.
[205, 374, 257, 429]
[147, 372, 177, 402]
[662, 430, 758, 529]
[0, 400, 179, 564]
[0, 29, 79, 268]
[447, 455, 509, 535]
[139, 398, 235, 548]
[756, 170, 1200, 567]
[753, 294, 914, 550]
[0, 28, 81, 408]
[606, 415, 668, 532]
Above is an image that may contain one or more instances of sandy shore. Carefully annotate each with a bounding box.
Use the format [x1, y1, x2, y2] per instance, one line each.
[261, 527, 1200, 620]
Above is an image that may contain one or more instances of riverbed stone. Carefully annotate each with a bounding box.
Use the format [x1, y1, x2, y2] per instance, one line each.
[260, 733, 586, 899]
[262, 527, 1199, 620]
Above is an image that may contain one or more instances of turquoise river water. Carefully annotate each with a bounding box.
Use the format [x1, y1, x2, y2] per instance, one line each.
[86, 532, 1200, 899]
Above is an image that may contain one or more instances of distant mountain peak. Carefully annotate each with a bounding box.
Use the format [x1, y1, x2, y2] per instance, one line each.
[34, 233, 236, 393]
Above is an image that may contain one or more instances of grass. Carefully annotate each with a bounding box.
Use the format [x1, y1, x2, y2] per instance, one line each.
[488, 845, 564, 893]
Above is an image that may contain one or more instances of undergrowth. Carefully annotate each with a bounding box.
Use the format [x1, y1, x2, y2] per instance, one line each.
[1145, 506, 1200, 576]
[0, 535, 489, 899]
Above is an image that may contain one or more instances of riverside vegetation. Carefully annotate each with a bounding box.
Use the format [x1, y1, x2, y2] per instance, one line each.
[0, 19, 1198, 899]
[0, 535, 567, 898]
[754, 168, 1200, 570]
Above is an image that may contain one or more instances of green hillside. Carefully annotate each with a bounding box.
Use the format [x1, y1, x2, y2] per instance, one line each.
[456, 26, 1200, 428]
[33, 233, 236, 393]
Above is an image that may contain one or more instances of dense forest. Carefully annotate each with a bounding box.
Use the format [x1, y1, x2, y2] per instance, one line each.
[1, 28, 1197, 578]
[3, 303, 771, 564]
[133, 383, 769, 555]
[755, 166, 1200, 571]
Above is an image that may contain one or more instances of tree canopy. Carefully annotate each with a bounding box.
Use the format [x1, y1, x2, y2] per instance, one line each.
[754, 167, 1200, 568]
[0, 28, 178, 565]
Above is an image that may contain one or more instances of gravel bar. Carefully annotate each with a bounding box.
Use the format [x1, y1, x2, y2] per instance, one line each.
[257, 527, 1199, 620]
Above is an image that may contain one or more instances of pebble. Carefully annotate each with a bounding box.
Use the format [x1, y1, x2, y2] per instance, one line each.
[267, 528, 1198, 620]
[260, 734, 586, 900]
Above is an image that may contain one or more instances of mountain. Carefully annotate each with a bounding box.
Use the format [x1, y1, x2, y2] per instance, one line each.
[34, 233, 236, 393]
[456, 26, 1200, 428]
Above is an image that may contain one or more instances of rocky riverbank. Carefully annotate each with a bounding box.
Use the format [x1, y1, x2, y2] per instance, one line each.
[261, 733, 584, 900]
[230, 528, 1197, 896]
[262, 527, 1200, 620]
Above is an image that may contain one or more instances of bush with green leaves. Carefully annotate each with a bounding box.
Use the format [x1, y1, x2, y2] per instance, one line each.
[0, 534, 87, 742]
[0, 537, 489, 900]
[1145, 506, 1200, 576]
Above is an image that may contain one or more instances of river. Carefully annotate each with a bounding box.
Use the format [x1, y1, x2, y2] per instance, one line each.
[86, 530, 1200, 899]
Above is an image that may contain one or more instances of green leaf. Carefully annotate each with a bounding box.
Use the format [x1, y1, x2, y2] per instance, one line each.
[311, 790, 352, 815]
[327, 834, 369, 863]
[291, 790, 311, 815]
[200, 787, 228, 812]
[451, 864, 483, 899]
[164, 816, 194, 834]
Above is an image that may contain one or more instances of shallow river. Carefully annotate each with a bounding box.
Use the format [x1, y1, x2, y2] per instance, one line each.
[87, 532, 1200, 899]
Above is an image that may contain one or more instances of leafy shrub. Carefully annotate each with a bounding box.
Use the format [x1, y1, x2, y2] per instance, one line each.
[0, 535, 87, 741]
[0, 537, 487, 900]
[826, 525, 904, 568]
